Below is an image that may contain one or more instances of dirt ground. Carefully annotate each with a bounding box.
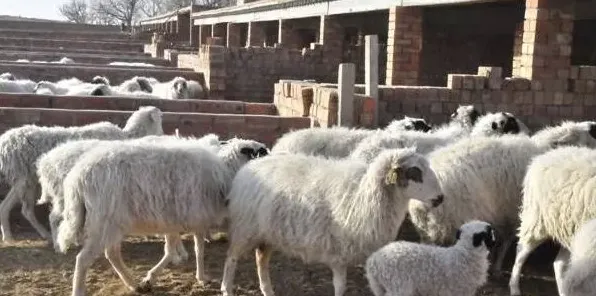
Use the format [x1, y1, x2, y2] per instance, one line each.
[0, 227, 562, 296]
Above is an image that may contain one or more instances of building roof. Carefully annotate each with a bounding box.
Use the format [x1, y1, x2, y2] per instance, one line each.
[190, 0, 501, 25]
[139, 5, 211, 25]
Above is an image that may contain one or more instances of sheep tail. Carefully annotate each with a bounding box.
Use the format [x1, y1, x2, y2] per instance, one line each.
[56, 185, 86, 253]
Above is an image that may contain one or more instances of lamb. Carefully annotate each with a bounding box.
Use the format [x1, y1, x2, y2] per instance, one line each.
[561, 218, 596, 296]
[108, 61, 157, 67]
[470, 111, 530, 136]
[0, 72, 16, 81]
[220, 147, 445, 296]
[365, 220, 495, 296]
[384, 116, 432, 133]
[150, 76, 191, 100]
[0, 106, 164, 242]
[56, 137, 269, 296]
[270, 116, 434, 158]
[409, 121, 596, 279]
[509, 146, 596, 296]
[0, 78, 37, 93]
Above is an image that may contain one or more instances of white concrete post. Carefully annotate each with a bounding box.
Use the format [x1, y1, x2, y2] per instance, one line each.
[337, 63, 356, 127]
[365, 35, 379, 127]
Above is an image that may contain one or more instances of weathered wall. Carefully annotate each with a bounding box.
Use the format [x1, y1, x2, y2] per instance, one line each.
[0, 37, 143, 52]
[0, 20, 120, 32]
[0, 51, 172, 67]
[420, 1, 524, 86]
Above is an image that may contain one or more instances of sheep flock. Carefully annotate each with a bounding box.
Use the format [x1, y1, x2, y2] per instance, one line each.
[0, 79, 594, 296]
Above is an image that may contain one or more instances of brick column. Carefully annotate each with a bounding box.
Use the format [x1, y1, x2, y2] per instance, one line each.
[518, 0, 575, 90]
[512, 22, 524, 76]
[319, 15, 344, 80]
[386, 7, 423, 86]
[247, 21, 266, 47]
[227, 23, 242, 47]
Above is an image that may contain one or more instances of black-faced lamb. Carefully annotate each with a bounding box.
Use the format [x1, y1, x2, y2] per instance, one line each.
[220, 147, 444, 296]
[365, 220, 495, 296]
[0, 106, 164, 242]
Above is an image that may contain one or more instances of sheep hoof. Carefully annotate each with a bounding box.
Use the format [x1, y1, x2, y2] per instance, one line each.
[136, 281, 153, 293]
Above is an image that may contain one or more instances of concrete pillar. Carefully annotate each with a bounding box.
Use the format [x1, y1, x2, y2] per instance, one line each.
[512, 22, 524, 77]
[337, 63, 356, 127]
[365, 35, 379, 127]
[517, 0, 575, 91]
[386, 6, 423, 86]
[319, 15, 344, 81]
[247, 21, 266, 47]
[227, 23, 242, 47]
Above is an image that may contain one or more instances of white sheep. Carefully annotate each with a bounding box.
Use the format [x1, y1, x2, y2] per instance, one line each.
[56, 137, 269, 296]
[365, 220, 495, 296]
[410, 121, 596, 279]
[108, 61, 157, 67]
[509, 146, 596, 296]
[0, 78, 37, 93]
[187, 80, 206, 99]
[150, 76, 191, 100]
[89, 75, 111, 86]
[34, 77, 87, 95]
[385, 116, 432, 133]
[562, 218, 596, 296]
[0, 72, 16, 81]
[116, 76, 154, 94]
[470, 111, 530, 136]
[220, 147, 445, 296]
[270, 116, 434, 158]
[431, 104, 481, 139]
[0, 106, 164, 242]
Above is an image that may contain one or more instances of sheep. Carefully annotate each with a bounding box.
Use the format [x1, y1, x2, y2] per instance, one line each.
[365, 220, 495, 296]
[0, 78, 37, 93]
[0, 72, 16, 81]
[151, 76, 190, 100]
[0, 106, 164, 242]
[89, 75, 110, 85]
[470, 111, 530, 136]
[561, 218, 596, 296]
[410, 121, 596, 279]
[509, 146, 596, 296]
[270, 116, 433, 158]
[116, 76, 153, 93]
[108, 61, 157, 67]
[56, 137, 269, 296]
[33, 77, 87, 95]
[385, 116, 432, 133]
[349, 107, 519, 163]
[36, 133, 222, 253]
[52, 57, 75, 64]
[220, 147, 445, 296]
[187, 80, 206, 99]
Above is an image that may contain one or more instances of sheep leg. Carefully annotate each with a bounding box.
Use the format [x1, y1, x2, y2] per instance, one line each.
[490, 235, 516, 276]
[0, 179, 27, 242]
[139, 233, 180, 290]
[171, 233, 189, 265]
[330, 265, 348, 296]
[71, 242, 103, 296]
[105, 243, 139, 293]
[255, 244, 275, 296]
[20, 183, 51, 240]
[221, 248, 242, 296]
[193, 233, 212, 286]
[553, 247, 571, 296]
[508, 238, 546, 296]
[49, 208, 62, 252]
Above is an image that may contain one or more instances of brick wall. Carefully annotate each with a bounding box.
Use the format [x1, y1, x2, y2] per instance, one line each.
[0, 94, 277, 115]
[273, 80, 376, 128]
[0, 20, 120, 32]
[0, 62, 204, 85]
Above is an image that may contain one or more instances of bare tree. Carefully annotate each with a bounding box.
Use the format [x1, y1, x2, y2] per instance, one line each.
[59, 0, 89, 24]
[90, 0, 143, 27]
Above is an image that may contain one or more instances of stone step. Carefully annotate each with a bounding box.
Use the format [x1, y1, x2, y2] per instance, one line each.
[0, 94, 278, 115]
[0, 28, 135, 41]
[0, 62, 204, 85]
[0, 45, 150, 56]
[0, 50, 173, 67]
[0, 107, 310, 147]
[0, 37, 144, 53]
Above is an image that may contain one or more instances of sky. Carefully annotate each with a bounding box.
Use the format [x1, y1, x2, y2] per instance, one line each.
[3, 0, 66, 21]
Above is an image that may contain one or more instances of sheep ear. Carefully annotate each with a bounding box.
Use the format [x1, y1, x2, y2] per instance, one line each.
[219, 140, 229, 145]
[240, 147, 255, 159]
[256, 147, 269, 157]
[455, 229, 461, 240]
[589, 124, 596, 139]
[384, 166, 401, 185]
[502, 117, 520, 134]
[470, 109, 480, 125]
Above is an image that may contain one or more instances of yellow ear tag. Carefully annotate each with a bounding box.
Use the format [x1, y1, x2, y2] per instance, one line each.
[385, 170, 398, 185]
